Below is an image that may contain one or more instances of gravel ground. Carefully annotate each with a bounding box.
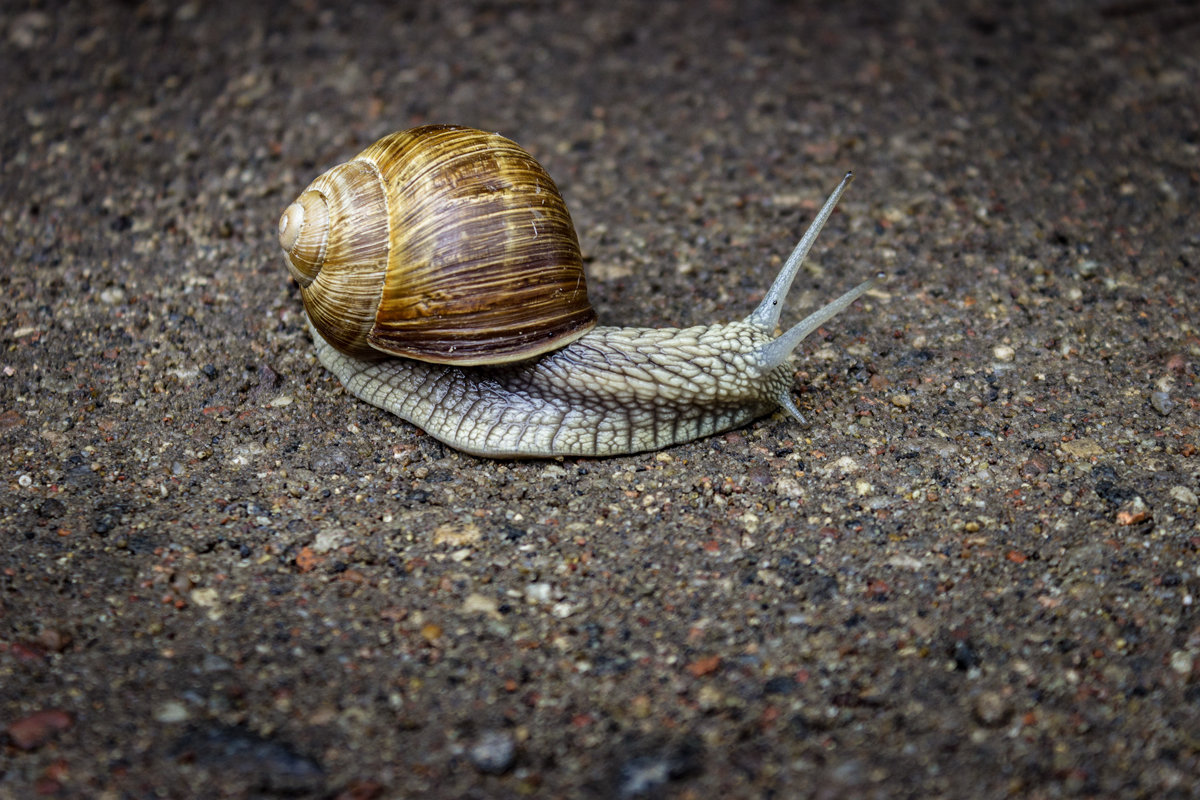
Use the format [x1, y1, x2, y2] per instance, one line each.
[2, 1, 1197, 797]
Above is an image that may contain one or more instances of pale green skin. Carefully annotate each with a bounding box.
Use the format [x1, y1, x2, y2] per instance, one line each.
[304, 173, 876, 458]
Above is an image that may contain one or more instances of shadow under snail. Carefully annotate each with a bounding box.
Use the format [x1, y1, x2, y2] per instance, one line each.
[277, 124, 876, 458]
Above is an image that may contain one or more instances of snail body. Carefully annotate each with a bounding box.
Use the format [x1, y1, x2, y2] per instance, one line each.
[280, 125, 874, 457]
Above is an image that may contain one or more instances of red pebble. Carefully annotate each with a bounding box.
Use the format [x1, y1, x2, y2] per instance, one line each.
[7, 710, 73, 750]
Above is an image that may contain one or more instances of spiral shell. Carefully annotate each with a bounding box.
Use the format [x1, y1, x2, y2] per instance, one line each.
[278, 125, 596, 365]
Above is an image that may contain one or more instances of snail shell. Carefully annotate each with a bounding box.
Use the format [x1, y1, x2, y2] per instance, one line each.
[278, 124, 596, 365]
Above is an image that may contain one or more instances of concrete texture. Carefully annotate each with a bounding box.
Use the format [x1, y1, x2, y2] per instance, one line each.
[2, 0, 1197, 796]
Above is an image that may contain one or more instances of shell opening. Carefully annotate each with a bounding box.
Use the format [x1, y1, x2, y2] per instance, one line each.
[279, 192, 330, 288]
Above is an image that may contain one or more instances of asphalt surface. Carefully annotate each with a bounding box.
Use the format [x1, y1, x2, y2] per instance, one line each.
[2, 1, 1197, 797]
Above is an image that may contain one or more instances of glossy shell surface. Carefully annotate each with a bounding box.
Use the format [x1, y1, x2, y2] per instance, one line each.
[279, 125, 596, 364]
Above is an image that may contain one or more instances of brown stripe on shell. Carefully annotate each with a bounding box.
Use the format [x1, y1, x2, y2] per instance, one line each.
[362, 125, 596, 365]
[298, 159, 390, 358]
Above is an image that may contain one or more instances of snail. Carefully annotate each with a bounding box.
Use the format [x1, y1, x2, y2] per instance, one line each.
[278, 124, 875, 458]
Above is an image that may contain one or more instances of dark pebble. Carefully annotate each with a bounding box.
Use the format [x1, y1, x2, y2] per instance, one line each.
[763, 675, 799, 695]
[468, 729, 516, 775]
[37, 497, 66, 519]
[171, 724, 323, 791]
[611, 739, 702, 799]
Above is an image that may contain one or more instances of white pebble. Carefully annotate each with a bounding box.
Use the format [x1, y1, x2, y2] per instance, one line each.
[525, 582, 553, 603]
[1150, 391, 1174, 416]
[1169, 486, 1198, 507]
[100, 287, 126, 305]
[153, 701, 191, 723]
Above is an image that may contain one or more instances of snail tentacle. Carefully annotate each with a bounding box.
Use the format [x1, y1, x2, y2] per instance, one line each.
[754, 276, 878, 372]
[748, 171, 854, 330]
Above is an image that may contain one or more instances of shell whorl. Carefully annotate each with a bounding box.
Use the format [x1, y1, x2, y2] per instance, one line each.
[278, 125, 597, 365]
[278, 192, 329, 287]
[279, 159, 391, 358]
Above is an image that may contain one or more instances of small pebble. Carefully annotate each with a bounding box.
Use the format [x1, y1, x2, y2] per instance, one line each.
[1116, 496, 1150, 526]
[615, 746, 700, 799]
[36, 628, 71, 652]
[462, 593, 501, 619]
[972, 691, 1011, 726]
[1150, 391, 1174, 416]
[7, 710, 73, 750]
[993, 345, 1015, 362]
[829, 758, 869, 787]
[891, 394, 912, 409]
[9, 11, 50, 50]
[1061, 438, 1103, 459]
[154, 701, 191, 723]
[469, 729, 516, 774]
[431, 522, 482, 547]
[171, 723, 323, 786]
[202, 653, 232, 672]
[99, 287, 126, 305]
[1019, 458, 1047, 478]
[1168, 650, 1194, 677]
[1169, 486, 1197, 507]
[696, 684, 724, 711]
[763, 675, 798, 695]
